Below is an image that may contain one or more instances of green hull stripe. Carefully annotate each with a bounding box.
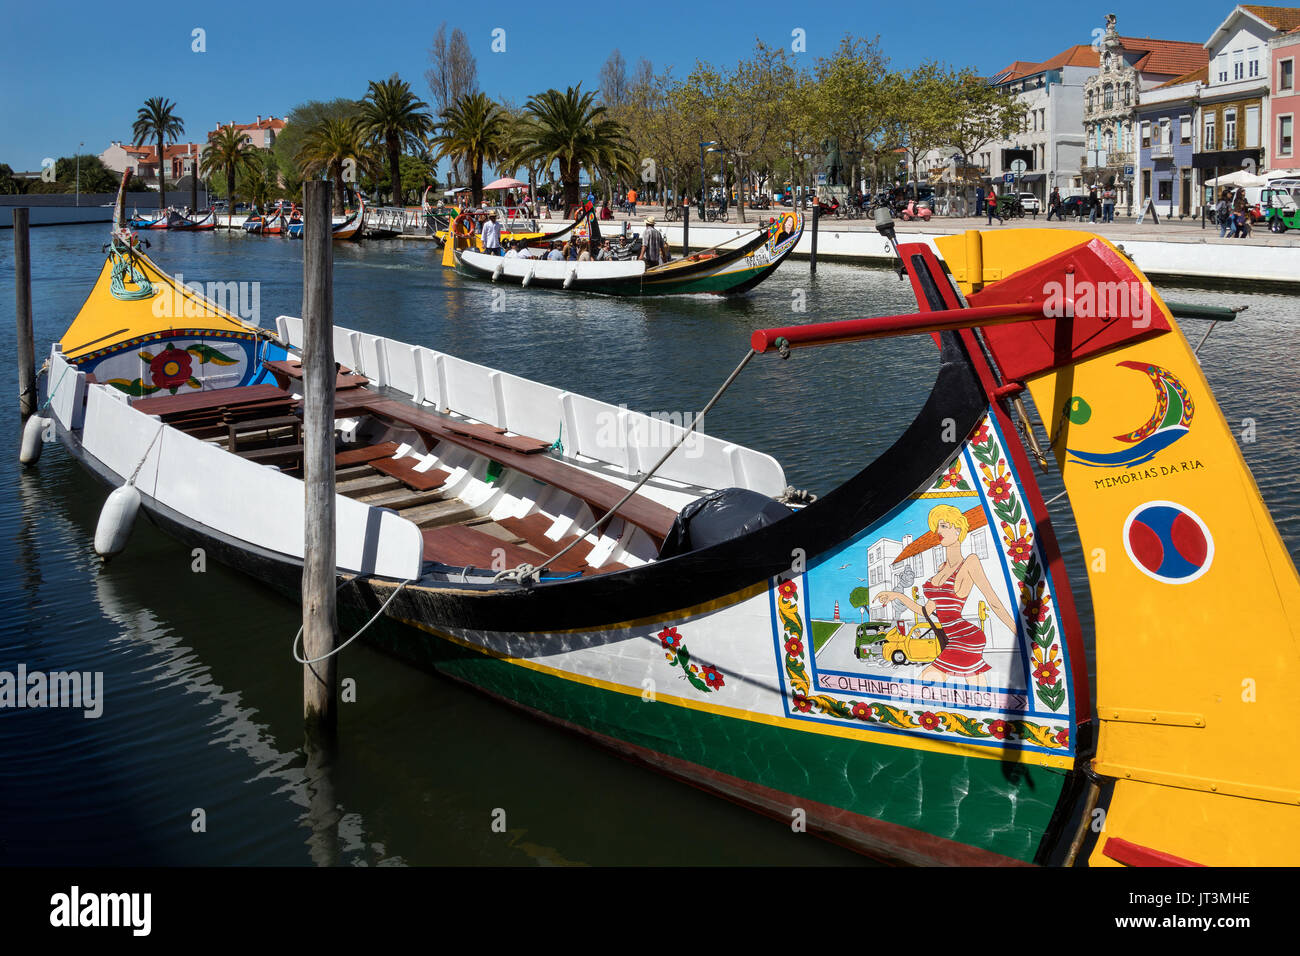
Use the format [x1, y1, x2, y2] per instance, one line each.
[366, 620, 1065, 862]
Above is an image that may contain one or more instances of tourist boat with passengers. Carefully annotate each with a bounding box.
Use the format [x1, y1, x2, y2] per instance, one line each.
[24, 180, 1300, 866]
[167, 208, 217, 231]
[450, 211, 803, 297]
[127, 209, 170, 229]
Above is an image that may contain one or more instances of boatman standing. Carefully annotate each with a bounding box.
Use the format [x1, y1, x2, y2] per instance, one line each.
[481, 210, 503, 255]
[639, 216, 665, 268]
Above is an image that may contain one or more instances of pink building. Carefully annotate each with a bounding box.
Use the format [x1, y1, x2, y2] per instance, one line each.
[1272, 26, 1300, 170]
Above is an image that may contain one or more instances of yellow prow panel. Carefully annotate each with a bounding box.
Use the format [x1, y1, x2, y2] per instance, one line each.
[938, 229, 1300, 866]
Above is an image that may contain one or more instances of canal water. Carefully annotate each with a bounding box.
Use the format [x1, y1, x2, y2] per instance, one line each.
[1, 224, 1296, 865]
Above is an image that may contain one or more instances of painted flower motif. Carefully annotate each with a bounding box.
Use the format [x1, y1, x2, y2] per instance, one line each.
[987, 719, 1010, 740]
[664, 652, 675, 662]
[784, 637, 804, 658]
[658, 626, 683, 650]
[1019, 580, 1050, 623]
[792, 693, 813, 713]
[1055, 729, 1070, 748]
[778, 580, 798, 599]
[1032, 645, 1061, 686]
[149, 345, 193, 390]
[1001, 519, 1034, 564]
[919, 711, 941, 731]
[852, 701, 873, 721]
[700, 663, 725, 689]
[981, 462, 1014, 503]
[971, 422, 991, 446]
[937, 463, 964, 489]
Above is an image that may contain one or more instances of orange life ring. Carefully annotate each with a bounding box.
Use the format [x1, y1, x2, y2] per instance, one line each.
[451, 213, 475, 238]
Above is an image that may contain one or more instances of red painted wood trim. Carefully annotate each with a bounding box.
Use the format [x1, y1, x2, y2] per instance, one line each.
[1103, 836, 1204, 867]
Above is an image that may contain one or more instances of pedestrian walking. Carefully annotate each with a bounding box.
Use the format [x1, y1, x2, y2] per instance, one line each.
[1046, 187, 1063, 222]
[1233, 188, 1250, 238]
[975, 185, 985, 217]
[1102, 186, 1116, 223]
[1088, 186, 1099, 223]
[626, 187, 637, 217]
[1215, 189, 1232, 237]
[986, 188, 1004, 226]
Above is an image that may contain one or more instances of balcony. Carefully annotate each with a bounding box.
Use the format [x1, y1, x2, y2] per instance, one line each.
[1150, 143, 1173, 159]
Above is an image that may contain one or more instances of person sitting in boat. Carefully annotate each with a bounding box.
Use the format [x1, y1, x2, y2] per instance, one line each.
[504, 241, 520, 258]
[546, 241, 565, 261]
[596, 240, 613, 261]
[577, 240, 592, 262]
[873, 504, 1017, 687]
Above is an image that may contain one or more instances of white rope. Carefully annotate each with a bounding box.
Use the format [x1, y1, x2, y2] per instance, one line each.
[127, 423, 166, 485]
[291, 578, 414, 664]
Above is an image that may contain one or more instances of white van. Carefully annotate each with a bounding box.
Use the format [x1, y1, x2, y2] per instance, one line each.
[1243, 184, 1298, 220]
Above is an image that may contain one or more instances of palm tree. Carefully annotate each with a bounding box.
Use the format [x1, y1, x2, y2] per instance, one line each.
[132, 97, 185, 211]
[296, 116, 368, 213]
[514, 85, 635, 215]
[430, 92, 511, 207]
[358, 74, 435, 206]
[200, 125, 257, 226]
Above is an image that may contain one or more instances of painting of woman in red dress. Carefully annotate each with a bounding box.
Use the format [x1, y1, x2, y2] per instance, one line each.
[873, 504, 1018, 687]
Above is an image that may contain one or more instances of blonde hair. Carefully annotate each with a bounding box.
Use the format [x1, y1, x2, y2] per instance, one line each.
[928, 504, 969, 542]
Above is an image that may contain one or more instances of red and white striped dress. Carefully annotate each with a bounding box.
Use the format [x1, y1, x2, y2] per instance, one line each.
[922, 574, 991, 676]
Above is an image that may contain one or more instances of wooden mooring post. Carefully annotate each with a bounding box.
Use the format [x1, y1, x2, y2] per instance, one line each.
[809, 204, 820, 274]
[301, 180, 338, 737]
[682, 203, 690, 256]
[14, 209, 36, 421]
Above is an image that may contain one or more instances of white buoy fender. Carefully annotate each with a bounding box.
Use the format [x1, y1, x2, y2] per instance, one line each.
[94, 483, 141, 558]
[19, 415, 49, 466]
[522, 267, 534, 288]
[492, 260, 505, 281]
[563, 267, 577, 289]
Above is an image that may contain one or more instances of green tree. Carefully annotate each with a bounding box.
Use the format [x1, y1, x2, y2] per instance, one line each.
[359, 74, 435, 205]
[132, 96, 185, 210]
[849, 586, 872, 622]
[430, 91, 511, 207]
[0, 162, 22, 195]
[296, 116, 369, 213]
[201, 125, 258, 224]
[514, 85, 634, 215]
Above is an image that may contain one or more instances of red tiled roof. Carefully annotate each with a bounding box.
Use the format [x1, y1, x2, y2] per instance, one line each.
[1153, 65, 1209, 88]
[124, 143, 204, 165]
[1118, 36, 1209, 77]
[1241, 6, 1300, 31]
[994, 45, 1098, 82]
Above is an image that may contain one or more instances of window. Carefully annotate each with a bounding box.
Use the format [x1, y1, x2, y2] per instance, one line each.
[1158, 178, 1173, 201]
[971, 530, 988, 559]
[1281, 116, 1294, 156]
[1281, 59, 1294, 93]
[1104, 84, 1114, 109]
[1180, 115, 1192, 143]
[1141, 121, 1152, 148]
[1248, 47, 1260, 78]
[1225, 108, 1237, 149]
[1246, 105, 1259, 149]
[1217, 52, 1229, 84]
[1204, 114, 1216, 150]
[1124, 83, 1132, 106]
[1087, 90, 1094, 112]
[1232, 49, 1244, 81]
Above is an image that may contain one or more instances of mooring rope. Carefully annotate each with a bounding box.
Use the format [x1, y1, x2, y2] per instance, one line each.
[503, 348, 758, 586]
[108, 244, 155, 301]
[291, 578, 415, 664]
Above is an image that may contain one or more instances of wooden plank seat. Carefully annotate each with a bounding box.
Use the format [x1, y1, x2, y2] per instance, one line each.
[368, 456, 450, 491]
[334, 441, 401, 467]
[498, 514, 596, 573]
[262, 358, 369, 392]
[441, 421, 552, 455]
[239, 443, 303, 469]
[420, 525, 577, 574]
[227, 413, 301, 451]
[335, 396, 679, 544]
[132, 383, 289, 421]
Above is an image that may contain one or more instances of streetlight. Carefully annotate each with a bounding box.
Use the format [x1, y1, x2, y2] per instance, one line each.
[699, 140, 717, 216]
[76, 142, 83, 206]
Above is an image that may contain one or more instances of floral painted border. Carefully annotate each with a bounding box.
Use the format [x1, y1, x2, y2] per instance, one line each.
[775, 576, 1069, 751]
[657, 626, 725, 694]
[967, 416, 1068, 712]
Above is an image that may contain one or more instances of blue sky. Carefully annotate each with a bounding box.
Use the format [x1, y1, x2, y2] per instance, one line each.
[0, 0, 1239, 173]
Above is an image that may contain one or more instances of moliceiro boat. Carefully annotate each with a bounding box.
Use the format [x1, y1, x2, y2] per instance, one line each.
[452, 212, 803, 297]
[30, 223, 1300, 866]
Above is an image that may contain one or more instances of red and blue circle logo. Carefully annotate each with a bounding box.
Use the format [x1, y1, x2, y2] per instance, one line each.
[1122, 501, 1214, 584]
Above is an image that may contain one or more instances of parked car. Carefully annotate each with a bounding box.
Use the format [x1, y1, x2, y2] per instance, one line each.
[1060, 195, 1091, 219]
[1018, 192, 1041, 214]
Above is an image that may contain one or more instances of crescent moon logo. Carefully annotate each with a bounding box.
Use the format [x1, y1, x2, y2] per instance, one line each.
[1065, 362, 1193, 469]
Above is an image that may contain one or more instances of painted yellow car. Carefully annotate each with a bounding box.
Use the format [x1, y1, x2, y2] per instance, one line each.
[873, 624, 942, 666]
